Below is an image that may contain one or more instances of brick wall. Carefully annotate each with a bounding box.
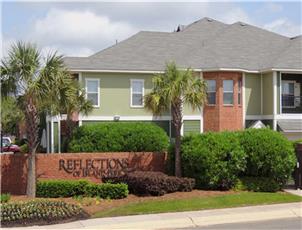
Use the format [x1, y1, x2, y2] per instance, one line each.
[203, 72, 243, 132]
[1, 152, 167, 195]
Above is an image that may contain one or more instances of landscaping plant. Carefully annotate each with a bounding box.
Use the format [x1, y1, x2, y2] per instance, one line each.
[68, 122, 169, 152]
[181, 132, 246, 190]
[1, 200, 87, 226]
[144, 62, 207, 177]
[36, 179, 128, 199]
[0, 193, 11, 203]
[109, 171, 195, 196]
[239, 128, 296, 187]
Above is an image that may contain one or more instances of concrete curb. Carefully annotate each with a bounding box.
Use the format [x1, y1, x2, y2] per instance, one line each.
[5, 202, 302, 229]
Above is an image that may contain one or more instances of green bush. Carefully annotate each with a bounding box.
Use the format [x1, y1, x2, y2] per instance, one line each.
[1, 200, 86, 226]
[20, 144, 28, 153]
[37, 180, 89, 198]
[68, 122, 169, 152]
[181, 132, 246, 190]
[0, 193, 11, 203]
[36, 179, 128, 199]
[84, 183, 128, 199]
[234, 177, 281, 192]
[239, 128, 296, 186]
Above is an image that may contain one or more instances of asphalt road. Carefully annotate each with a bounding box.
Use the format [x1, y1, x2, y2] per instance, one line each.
[178, 217, 302, 230]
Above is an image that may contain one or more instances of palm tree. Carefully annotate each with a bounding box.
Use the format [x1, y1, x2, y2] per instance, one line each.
[1, 42, 92, 197]
[144, 62, 207, 177]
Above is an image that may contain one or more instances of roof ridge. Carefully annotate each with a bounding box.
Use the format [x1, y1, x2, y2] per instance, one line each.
[231, 21, 290, 39]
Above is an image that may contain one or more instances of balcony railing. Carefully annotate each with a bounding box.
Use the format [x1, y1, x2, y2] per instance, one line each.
[282, 95, 301, 108]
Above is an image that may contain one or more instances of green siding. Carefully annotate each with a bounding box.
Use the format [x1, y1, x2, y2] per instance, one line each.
[245, 73, 261, 115]
[183, 120, 200, 135]
[82, 72, 170, 116]
[263, 72, 274, 115]
[183, 104, 201, 115]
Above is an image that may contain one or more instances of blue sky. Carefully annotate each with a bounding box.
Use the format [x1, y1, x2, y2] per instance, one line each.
[1, 1, 301, 58]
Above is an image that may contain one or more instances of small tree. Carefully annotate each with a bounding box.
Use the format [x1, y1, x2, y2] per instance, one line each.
[1, 42, 92, 197]
[144, 62, 207, 177]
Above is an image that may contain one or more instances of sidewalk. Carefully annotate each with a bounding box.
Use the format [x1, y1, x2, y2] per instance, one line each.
[6, 202, 302, 230]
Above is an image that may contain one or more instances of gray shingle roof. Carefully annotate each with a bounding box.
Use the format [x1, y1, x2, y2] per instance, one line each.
[64, 17, 302, 72]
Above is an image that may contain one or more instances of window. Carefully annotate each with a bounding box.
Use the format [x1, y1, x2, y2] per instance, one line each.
[282, 81, 295, 108]
[206, 80, 216, 105]
[238, 79, 242, 105]
[223, 80, 234, 105]
[131, 79, 144, 107]
[86, 79, 100, 107]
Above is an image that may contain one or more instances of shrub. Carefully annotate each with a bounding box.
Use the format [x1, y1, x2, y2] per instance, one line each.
[36, 179, 128, 199]
[234, 177, 281, 192]
[110, 171, 195, 196]
[181, 132, 246, 190]
[1, 200, 87, 226]
[37, 180, 89, 198]
[68, 122, 169, 152]
[84, 183, 128, 199]
[239, 128, 296, 186]
[20, 144, 28, 153]
[0, 193, 11, 203]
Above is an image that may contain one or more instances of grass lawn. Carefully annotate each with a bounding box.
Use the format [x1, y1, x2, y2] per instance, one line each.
[93, 192, 302, 218]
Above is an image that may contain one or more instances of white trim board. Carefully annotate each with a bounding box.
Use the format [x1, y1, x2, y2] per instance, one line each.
[246, 114, 302, 120]
[79, 115, 202, 121]
[69, 68, 302, 75]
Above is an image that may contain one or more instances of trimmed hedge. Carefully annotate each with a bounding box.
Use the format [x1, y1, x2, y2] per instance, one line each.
[239, 128, 296, 186]
[37, 180, 89, 198]
[235, 177, 281, 192]
[110, 171, 195, 196]
[84, 183, 128, 199]
[1, 200, 87, 226]
[181, 132, 246, 190]
[178, 129, 296, 191]
[68, 122, 169, 152]
[36, 180, 128, 199]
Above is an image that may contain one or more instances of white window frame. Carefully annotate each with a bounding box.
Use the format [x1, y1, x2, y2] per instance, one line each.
[282, 80, 296, 109]
[85, 78, 100, 108]
[223, 80, 234, 106]
[238, 79, 242, 105]
[206, 80, 216, 106]
[130, 79, 144, 108]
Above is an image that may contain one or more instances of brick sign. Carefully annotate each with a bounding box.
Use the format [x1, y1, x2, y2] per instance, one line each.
[1, 152, 167, 195]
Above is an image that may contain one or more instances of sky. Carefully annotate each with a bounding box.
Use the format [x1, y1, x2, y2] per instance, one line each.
[1, 1, 302, 58]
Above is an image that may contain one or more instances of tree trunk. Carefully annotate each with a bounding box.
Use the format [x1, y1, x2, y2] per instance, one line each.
[25, 97, 39, 197]
[172, 100, 182, 177]
[27, 150, 36, 197]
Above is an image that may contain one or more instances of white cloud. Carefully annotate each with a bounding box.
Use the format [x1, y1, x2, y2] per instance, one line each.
[27, 8, 138, 56]
[1, 37, 16, 60]
[264, 18, 302, 37]
[265, 3, 283, 13]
